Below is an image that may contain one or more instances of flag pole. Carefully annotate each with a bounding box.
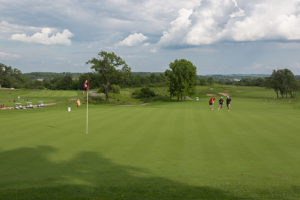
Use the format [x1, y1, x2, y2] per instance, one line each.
[86, 86, 89, 135]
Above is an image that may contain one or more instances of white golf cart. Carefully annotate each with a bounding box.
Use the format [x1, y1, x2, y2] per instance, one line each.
[37, 101, 45, 107]
[26, 102, 33, 109]
[14, 103, 23, 109]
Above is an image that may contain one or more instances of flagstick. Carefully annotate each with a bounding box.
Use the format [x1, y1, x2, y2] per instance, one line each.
[86, 87, 89, 135]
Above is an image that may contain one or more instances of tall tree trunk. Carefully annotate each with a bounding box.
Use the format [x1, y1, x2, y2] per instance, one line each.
[104, 82, 110, 102]
[280, 90, 284, 98]
[105, 89, 109, 102]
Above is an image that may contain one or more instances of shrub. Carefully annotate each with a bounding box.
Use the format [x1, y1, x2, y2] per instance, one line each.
[88, 96, 104, 104]
[98, 84, 120, 94]
[111, 84, 120, 94]
[97, 86, 105, 94]
[132, 87, 156, 98]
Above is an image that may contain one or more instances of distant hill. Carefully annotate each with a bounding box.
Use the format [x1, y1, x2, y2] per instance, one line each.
[133, 72, 271, 79]
[132, 72, 164, 76]
[200, 74, 270, 79]
[24, 72, 82, 80]
[24, 71, 272, 80]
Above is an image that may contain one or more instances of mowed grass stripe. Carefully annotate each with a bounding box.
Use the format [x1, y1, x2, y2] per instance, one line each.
[0, 109, 68, 148]
[171, 104, 217, 183]
[149, 106, 187, 169]
[244, 112, 300, 174]
[115, 107, 171, 163]
[47, 106, 141, 160]
[224, 108, 300, 188]
[85, 106, 151, 153]
[136, 106, 187, 168]
[244, 111, 299, 163]
[227, 110, 291, 171]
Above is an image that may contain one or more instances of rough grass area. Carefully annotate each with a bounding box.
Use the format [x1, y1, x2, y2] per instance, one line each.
[91, 87, 170, 105]
[0, 89, 80, 106]
[0, 86, 300, 200]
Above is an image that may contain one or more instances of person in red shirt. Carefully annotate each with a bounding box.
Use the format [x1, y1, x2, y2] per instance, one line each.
[209, 96, 216, 110]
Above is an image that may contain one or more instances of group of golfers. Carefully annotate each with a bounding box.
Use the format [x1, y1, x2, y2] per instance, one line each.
[209, 96, 231, 111]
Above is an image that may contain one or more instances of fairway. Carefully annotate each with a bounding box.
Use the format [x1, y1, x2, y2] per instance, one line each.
[0, 91, 300, 199]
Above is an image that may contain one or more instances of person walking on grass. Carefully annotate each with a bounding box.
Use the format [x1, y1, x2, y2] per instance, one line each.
[76, 98, 81, 108]
[226, 96, 232, 111]
[209, 96, 216, 110]
[218, 97, 224, 111]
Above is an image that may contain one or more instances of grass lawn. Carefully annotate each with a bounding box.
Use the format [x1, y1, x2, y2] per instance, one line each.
[0, 86, 300, 200]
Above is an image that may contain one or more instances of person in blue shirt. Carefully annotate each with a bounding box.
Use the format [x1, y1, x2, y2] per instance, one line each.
[226, 96, 232, 111]
[218, 97, 224, 111]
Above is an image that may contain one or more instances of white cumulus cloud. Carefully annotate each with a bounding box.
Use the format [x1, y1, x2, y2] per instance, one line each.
[118, 33, 148, 46]
[11, 28, 73, 46]
[159, 0, 300, 47]
[158, 8, 193, 46]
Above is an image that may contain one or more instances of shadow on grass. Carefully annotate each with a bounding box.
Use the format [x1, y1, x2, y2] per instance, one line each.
[0, 146, 252, 200]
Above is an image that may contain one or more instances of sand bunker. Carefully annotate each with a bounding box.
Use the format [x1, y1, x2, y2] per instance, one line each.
[218, 92, 229, 96]
[184, 96, 193, 100]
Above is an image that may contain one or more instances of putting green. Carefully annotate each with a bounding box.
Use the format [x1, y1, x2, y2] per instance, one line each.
[0, 88, 300, 199]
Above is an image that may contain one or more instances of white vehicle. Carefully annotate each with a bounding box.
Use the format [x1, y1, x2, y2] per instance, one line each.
[26, 102, 33, 108]
[14, 103, 23, 109]
[37, 101, 45, 107]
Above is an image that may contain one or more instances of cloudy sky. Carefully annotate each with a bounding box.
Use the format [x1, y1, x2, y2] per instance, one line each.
[1, 0, 300, 74]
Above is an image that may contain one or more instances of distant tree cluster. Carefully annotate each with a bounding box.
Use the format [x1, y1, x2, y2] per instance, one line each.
[0, 63, 25, 88]
[130, 73, 166, 87]
[165, 59, 197, 101]
[266, 69, 300, 98]
[236, 77, 266, 87]
[199, 77, 266, 86]
[24, 72, 81, 80]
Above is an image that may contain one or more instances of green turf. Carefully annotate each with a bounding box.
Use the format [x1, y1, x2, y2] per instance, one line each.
[0, 86, 300, 200]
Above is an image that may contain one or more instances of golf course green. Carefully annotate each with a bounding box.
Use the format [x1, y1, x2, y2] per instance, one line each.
[0, 86, 300, 200]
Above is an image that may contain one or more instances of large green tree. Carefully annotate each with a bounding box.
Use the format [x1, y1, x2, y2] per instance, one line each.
[0, 63, 25, 88]
[86, 51, 130, 102]
[165, 59, 197, 101]
[268, 69, 299, 98]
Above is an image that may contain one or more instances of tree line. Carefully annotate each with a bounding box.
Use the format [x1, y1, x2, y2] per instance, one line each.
[1, 50, 300, 100]
[0, 62, 166, 91]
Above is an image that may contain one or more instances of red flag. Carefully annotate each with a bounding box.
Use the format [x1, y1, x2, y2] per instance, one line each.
[83, 78, 88, 89]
